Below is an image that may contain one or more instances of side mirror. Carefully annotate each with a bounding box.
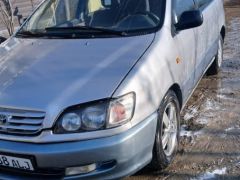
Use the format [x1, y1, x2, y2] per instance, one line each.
[0, 36, 6, 44]
[175, 10, 203, 31]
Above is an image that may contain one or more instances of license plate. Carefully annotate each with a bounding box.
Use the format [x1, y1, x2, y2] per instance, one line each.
[0, 154, 34, 171]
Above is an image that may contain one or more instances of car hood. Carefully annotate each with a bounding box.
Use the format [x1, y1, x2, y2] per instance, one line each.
[0, 35, 154, 124]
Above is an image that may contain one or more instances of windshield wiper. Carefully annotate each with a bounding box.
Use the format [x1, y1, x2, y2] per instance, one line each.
[45, 26, 127, 36]
[16, 30, 47, 38]
[16, 30, 74, 39]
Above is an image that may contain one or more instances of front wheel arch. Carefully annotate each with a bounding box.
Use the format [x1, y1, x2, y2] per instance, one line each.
[150, 90, 180, 171]
[169, 83, 183, 110]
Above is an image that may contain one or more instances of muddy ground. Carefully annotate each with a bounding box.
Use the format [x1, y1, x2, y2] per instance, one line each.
[127, 3, 240, 180]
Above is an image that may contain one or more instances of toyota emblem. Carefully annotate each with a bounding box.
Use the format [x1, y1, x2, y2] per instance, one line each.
[0, 114, 8, 125]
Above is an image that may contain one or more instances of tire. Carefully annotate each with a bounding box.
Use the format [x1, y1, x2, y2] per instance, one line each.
[207, 36, 224, 76]
[150, 90, 180, 171]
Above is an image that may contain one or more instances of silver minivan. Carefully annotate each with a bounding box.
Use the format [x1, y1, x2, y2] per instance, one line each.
[0, 0, 225, 179]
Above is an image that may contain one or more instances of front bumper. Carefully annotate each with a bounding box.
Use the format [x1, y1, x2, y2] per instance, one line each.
[0, 113, 158, 180]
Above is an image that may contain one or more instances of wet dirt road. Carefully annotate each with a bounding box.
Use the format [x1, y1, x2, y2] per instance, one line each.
[127, 4, 240, 180]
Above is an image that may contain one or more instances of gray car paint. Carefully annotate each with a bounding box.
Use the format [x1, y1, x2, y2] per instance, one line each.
[0, 35, 154, 130]
[0, 0, 226, 179]
[0, 112, 158, 180]
[0, 0, 225, 143]
[114, 0, 225, 128]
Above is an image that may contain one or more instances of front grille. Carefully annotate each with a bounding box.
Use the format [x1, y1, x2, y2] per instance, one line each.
[0, 108, 45, 135]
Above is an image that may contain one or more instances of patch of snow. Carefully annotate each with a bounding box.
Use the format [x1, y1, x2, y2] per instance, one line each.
[236, 161, 240, 166]
[226, 125, 240, 132]
[203, 99, 216, 111]
[180, 126, 204, 137]
[192, 167, 227, 180]
[184, 107, 198, 121]
[184, 113, 194, 121]
[212, 168, 227, 175]
[226, 127, 235, 132]
[217, 94, 229, 100]
[196, 118, 208, 125]
[180, 130, 193, 137]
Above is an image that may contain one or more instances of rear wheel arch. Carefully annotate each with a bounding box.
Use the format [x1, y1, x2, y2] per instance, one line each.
[206, 35, 223, 76]
[220, 26, 226, 41]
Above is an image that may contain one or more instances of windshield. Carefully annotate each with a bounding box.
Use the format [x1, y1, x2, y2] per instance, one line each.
[17, 0, 165, 38]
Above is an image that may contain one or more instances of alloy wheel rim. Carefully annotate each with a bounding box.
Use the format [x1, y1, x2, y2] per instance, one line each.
[161, 102, 178, 157]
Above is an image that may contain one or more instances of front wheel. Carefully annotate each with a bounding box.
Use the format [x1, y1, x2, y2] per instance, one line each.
[150, 90, 180, 171]
[207, 36, 224, 76]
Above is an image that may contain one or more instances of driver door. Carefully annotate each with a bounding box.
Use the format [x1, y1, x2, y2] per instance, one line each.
[172, 0, 197, 100]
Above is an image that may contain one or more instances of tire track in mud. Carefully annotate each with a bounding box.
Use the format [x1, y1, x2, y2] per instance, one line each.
[127, 5, 240, 180]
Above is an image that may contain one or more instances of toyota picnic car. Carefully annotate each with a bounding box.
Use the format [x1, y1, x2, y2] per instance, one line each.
[0, 0, 225, 179]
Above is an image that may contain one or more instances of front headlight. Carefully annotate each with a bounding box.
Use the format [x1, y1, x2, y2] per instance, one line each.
[61, 113, 81, 131]
[54, 92, 135, 134]
[81, 106, 106, 130]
